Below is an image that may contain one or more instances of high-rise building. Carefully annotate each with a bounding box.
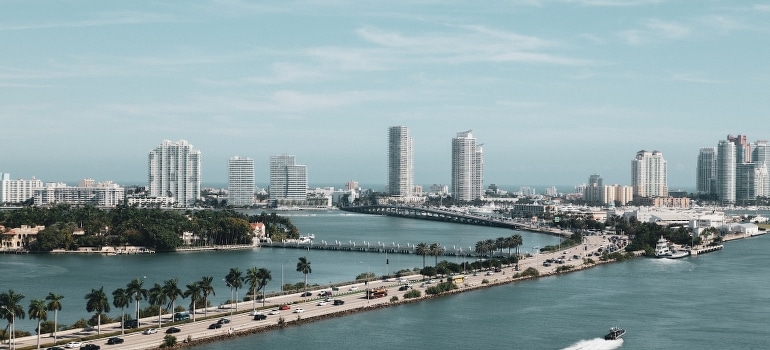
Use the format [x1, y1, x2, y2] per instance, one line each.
[0, 173, 43, 204]
[728, 134, 751, 164]
[269, 154, 307, 202]
[716, 139, 736, 204]
[588, 174, 603, 187]
[228, 156, 255, 206]
[631, 150, 668, 198]
[752, 140, 770, 166]
[451, 130, 483, 201]
[697, 147, 718, 194]
[387, 126, 413, 197]
[147, 140, 201, 206]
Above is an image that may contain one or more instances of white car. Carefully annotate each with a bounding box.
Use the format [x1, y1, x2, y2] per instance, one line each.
[248, 310, 263, 316]
[268, 309, 280, 315]
[349, 286, 359, 291]
[65, 342, 83, 348]
[317, 301, 328, 306]
[293, 308, 305, 313]
[143, 328, 158, 335]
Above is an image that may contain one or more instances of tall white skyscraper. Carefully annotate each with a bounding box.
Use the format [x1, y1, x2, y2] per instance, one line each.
[388, 126, 413, 197]
[451, 130, 483, 202]
[717, 139, 736, 204]
[228, 156, 255, 206]
[147, 140, 201, 206]
[631, 150, 667, 198]
[697, 147, 718, 194]
[269, 154, 307, 202]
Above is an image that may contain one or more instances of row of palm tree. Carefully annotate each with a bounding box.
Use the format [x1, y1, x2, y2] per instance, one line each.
[415, 243, 445, 268]
[474, 234, 524, 258]
[1, 290, 64, 349]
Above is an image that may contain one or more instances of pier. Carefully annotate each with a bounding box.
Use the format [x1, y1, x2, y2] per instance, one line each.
[260, 239, 484, 257]
[339, 205, 522, 229]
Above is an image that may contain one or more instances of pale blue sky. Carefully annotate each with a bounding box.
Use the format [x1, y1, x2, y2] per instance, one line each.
[2, 0, 769, 190]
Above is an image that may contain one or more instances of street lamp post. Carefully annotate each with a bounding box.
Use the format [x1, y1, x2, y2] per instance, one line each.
[2, 306, 14, 350]
[360, 262, 370, 305]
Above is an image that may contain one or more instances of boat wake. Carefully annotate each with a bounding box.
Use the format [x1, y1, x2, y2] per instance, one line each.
[562, 338, 623, 350]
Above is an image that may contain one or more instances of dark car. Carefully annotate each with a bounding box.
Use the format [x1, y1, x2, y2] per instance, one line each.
[47, 347, 65, 350]
[123, 319, 138, 329]
[333, 299, 345, 305]
[398, 285, 410, 291]
[208, 323, 222, 329]
[106, 337, 124, 345]
[253, 313, 267, 320]
[300, 291, 312, 297]
[165, 327, 181, 334]
[83, 344, 101, 350]
[217, 318, 231, 324]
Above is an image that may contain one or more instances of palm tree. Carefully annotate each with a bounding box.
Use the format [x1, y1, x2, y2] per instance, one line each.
[485, 239, 496, 257]
[244, 267, 260, 312]
[183, 282, 201, 322]
[148, 283, 167, 328]
[84, 286, 110, 334]
[125, 278, 147, 328]
[224, 268, 243, 312]
[28, 298, 47, 349]
[429, 243, 444, 266]
[1, 289, 26, 347]
[198, 276, 215, 317]
[256, 268, 272, 308]
[474, 240, 486, 257]
[163, 278, 183, 316]
[415, 242, 429, 268]
[296, 257, 312, 291]
[111, 288, 129, 335]
[44, 293, 63, 341]
[511, 234, 523, 258]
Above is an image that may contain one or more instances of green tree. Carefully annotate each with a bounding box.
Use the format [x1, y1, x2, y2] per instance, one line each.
[198, 276, 215, 318]
[111, 288, 129, 335]
[0, 289, 26, 346]
[148, 283, 167, 328]
[183, 282, 201, 322]
[429, 243, 444, 266]
[415, 242, 429, 268]
[44, 293, 63, 341]
[163, 279, 183, 317]
[296, 257, 312, 292]
[256, 268, 272, 308]
[28, 299, 47, 349]
[224, 268, 243, 312]
[125, 278, 147, 328]
[244, 267, 260, 312]
[84, 286, 110, 334]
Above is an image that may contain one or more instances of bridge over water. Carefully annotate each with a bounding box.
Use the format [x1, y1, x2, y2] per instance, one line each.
[338, 205, 522, 230]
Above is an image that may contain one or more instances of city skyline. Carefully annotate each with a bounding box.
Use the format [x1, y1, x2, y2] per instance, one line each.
[2, 1, 770, 188]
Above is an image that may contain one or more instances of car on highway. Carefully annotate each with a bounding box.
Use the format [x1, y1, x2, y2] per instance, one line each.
[349, 286, 359, 291]
[83, 344, 100, 350]
[217, 318, 231, 324]
[248, 310, 263, 316]
[300, 291, 313, 297]
[279, 304, 291, 310]
[293, 308, 305, 313]
[317, 301, 327, 306]
[65, 342, 82, 349]
[253, 313, 267, 320]
[208, 323, 222, 329]
[165, 327, 181, 334]
[106, 337, 124, 345]
[47, 347, 65, 350]
[333, 299, 345, 305]
[143, 328, 158, 335]
[268, 309, 281, 315]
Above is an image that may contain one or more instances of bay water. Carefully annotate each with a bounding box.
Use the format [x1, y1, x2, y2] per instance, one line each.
[2, 210, 768, 349]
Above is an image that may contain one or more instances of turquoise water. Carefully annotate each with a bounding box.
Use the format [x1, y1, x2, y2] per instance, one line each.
[3, 211, 768, 349]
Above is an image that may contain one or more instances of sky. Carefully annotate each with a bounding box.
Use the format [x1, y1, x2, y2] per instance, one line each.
[2, 0, 769, 191]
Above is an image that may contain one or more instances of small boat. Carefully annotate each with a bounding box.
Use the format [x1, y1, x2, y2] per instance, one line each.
[604, 327, 626, 340]
[654, 236, 689, 259]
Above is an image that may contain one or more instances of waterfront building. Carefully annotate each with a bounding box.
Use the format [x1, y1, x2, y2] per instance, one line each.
[387, 126, 414, 198]
[33, 180, 124, 208]
[631, 150, 668, 198]
[752, 140, 770, 165]
[269, 154, 308, 202]
[451, 131, 483, 201]
[696, 147, 718, 194]
[228, 156, 255, 206]
[147, 140, 202, 207]
[1, 225, 44, 250]
[0, 173, 43, 204]
[717, 139, 736, 204]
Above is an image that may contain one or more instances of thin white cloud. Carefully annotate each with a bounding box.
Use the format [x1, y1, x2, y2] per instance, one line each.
[671, 72, 723, 84]
[618, 19, 690, 45]
[564, 0, 664, 6]
[0, 11, 180, 31]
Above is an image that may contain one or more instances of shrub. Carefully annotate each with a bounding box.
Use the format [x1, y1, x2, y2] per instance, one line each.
[403, 289, 421, 299]
[162, 335, 177, 347]
[389, 296, 399, 303]
[521, 267, 540, 277]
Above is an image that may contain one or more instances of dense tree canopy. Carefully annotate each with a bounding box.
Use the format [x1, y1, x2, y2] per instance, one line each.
[0, 204, 299, 252]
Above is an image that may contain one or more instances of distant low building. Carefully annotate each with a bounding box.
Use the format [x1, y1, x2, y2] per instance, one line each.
[1, 225, 45, 250]
[34, 180, 124, 208]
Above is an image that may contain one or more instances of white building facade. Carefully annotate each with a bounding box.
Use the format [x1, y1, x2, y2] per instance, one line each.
[451, 130, 484, 202]
[0, 173, 43, 204]
[269, 154, 307, 202]
[147, 140, 201, 207]
[387, 126, 414, 197]
[33, 181, 124, 207]
[631, 150, 668, 198]
[228, 156, 255, 206]
[717, 139, 736, 204]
